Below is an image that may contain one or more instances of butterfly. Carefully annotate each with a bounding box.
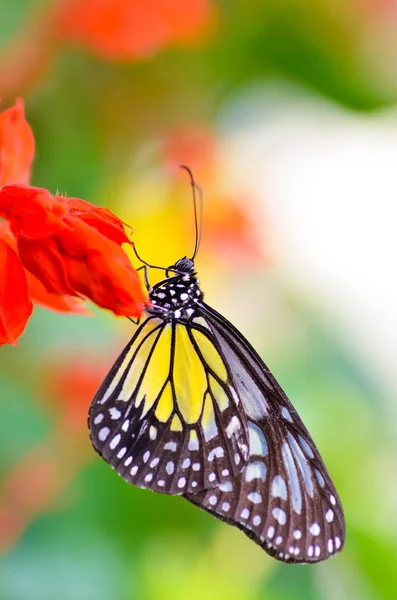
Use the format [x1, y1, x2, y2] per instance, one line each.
[89, 167, 345, 564]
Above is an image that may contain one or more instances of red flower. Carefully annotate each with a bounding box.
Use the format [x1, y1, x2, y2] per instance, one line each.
[0, 185, 147, 320]
[53, 0, 214, 60]
[0, 222, 33, 344]
[0, 99, 148, 346]
[0, 98, 35, 187]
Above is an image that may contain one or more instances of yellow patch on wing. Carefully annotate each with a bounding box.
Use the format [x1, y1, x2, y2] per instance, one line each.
[201, 393, 218, 441]
[137, 325, 172, 415]
[154, 383, 174, 422]
[208, 375, 229, 411]
[174, 325, 207, 424]
[191, 329, 228, 382]
[170, 414, 183, 431]
[118, 319, 163, 402]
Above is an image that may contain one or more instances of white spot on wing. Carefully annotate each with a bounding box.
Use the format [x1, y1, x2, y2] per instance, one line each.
[282, 442, 302, 514]
[326, 509, 334, 523]
[226, 416, 241, 438]
[267, 526, 275, 539]
[219, 482, 233, 492]
[109, 434, 121, 449]
[247, 492, 262, 504]
[248, 422, 268, 456]
[166, 461, 174, 475]
[208, 447, 224, 461]
[298, 435, 314, 459]
[164, 441, 177, 451]
[109, 407, 121, 420]
[314, 469, 325, 487]
[293, 529, 302, 540]
[272, 507, 287, 525]
[281, 406, 293, 422]
[310, 523, 321, 536]
[271, 475, 287, 500]
[149, 426, 157, 440]
[94, 414, 104, 425]
[241, 508, 250, 519]
[288, 434, 314, 497]
[98, 427, 110, 441]
[245, 461, 267, 482]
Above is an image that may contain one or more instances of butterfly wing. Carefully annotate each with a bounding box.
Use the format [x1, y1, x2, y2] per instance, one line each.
[184, 304, 345, 563]
[89, 314, 249, 495]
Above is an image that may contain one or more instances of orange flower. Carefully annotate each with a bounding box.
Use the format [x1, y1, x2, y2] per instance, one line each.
[0, 222, 33, 344]
[0, 99, 147, 345]
[0, 98, 34, 187]
[53, 0, 214, 60]
[0, 185, 147, 321]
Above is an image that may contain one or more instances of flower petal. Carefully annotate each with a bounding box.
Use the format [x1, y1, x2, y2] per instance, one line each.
[18, 235, 77, 296]
[60, 217, 147, 316]
[53, 0, 214, 60]
[0, 99, 35, 187]
[0, 235, 32, 345]
[0, 184, 67, 238]
[26, 271, 90, 314]
[66, 197, 131, 245]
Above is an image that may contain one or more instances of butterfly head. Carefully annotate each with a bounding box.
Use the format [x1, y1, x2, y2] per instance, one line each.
[172, 257, 195, 274]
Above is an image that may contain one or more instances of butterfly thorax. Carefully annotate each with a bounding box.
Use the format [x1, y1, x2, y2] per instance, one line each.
[146, 257, 203, 320]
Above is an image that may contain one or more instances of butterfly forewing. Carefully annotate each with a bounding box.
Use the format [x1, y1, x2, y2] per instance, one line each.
[89, 314, 249, 495]
[184, 305, 345, 563]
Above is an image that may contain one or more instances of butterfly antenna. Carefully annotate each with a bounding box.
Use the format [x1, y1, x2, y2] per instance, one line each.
[132, 241, 168, 273]
[180, 164, 203, 261]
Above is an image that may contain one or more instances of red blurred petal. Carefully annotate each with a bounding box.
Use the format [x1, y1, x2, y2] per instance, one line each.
[18, 236, 76, 296]
[0, 185, 67, 238]
[45, 359, 109, 431]
[204, 197, 266, 266]
[66, 197, 131, 245]
[53, 0, 214, 60]
[26, 271, 89, 314]
[0, 235, 32, 345]
[0, 99, 35, 187]
[60, 217, 147, 316]
[1, 184, 147, 316]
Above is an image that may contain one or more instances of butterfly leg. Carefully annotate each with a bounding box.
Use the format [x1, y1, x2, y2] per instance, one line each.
[136, 264, 152, 292]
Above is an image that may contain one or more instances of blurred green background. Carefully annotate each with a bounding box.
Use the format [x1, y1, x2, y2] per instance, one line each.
[1, 1, 397, 599]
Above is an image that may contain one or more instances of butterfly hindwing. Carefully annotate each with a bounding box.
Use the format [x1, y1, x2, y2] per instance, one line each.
[89, 314, 249, 495]
[184, 305, 345, 563]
